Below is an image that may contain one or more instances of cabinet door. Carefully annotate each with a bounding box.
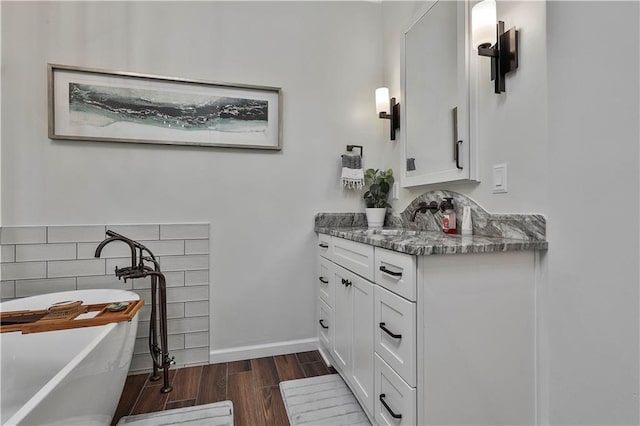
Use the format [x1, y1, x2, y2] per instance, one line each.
[318, 257, 333, 307]
[318, 298, 333, 352]
[375, 285, 417, 387]
[350, 275, 374, 415]
[375, 247, 417, 302]
[374, 354, 416, 426]
[401, 0, 474, 186]
[318, 233, 332, 260]
[332, 266, 352, 373]
[332, 237, 375, 281]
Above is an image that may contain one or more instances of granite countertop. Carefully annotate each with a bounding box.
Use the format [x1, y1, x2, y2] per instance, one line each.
[316, 190, 549, 256]
[316, 227, 548, 256]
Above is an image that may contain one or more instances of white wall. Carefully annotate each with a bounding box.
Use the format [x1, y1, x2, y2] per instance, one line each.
[382, 1, 639, 424]
[546, 2, 639, 424]
[382, 1, 548, 215]
[378, 0, 424, 182]
[1, 1, 383, 355]
[0, 2, 2, 229]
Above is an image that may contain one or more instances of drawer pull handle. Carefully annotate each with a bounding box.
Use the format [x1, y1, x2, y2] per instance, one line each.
[379, 322, 402, 339]
[341, 278, 352, 287]
[319, 319, 329, 329]
[319, 277, 328, 284]
[319, 243, 329, 248]
[379, 266, 402, 277]
[379, 394, 402, 419]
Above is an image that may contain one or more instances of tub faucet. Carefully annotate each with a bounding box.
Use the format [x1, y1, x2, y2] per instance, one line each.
[411, 201, 439, 221]
[94, 230, 139, 268]
[95, 230, 173, 394]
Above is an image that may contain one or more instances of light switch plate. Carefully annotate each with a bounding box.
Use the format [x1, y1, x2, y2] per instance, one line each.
[493, 163, 508, 193]
[391, 182, 400, 200]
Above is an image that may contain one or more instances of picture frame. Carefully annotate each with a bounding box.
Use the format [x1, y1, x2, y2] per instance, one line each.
[48, 64, 282, 150]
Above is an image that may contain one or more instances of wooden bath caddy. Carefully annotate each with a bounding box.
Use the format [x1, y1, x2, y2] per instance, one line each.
[0, 299, 144, 334]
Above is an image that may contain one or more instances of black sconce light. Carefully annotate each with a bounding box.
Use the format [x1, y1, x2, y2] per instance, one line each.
[472, 0, 519, 93]
[376, 87, 400, 140]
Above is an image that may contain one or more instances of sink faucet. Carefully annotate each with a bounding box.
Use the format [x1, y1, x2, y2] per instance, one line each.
[410, 201, 440, 221]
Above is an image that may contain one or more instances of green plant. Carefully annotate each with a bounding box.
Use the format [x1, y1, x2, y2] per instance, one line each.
[363, 168, 394, 208]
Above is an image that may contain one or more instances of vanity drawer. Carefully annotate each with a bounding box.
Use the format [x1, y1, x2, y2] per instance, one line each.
[318, 234, 332, 260]
[332, 237, 374, 281]
[318, 298, 333, 352]
[375, 285, 416, 387]
[318, 257, 333, 307]
[375, 247, 416, 301]
[374, 354, 416, 426]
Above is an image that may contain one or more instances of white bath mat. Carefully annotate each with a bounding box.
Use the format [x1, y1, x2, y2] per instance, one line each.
[116, 400, 233, 426]
[279, 374, 370, 426]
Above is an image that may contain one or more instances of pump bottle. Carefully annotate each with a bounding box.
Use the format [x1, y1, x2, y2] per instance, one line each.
[441, 197, 457, 234]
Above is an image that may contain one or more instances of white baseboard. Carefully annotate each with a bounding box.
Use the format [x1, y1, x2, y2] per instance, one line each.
[317, 346, 333, 367]
[209, 337, 319, 364]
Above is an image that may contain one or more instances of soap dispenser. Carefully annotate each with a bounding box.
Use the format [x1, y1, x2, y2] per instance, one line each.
[441, 197, 457, 234]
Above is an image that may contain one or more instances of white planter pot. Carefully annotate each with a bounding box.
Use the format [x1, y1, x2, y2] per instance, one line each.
[366, 208, 386, 229]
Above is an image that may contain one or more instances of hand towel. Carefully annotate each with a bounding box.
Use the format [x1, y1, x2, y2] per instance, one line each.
[341, 154, 364, 189]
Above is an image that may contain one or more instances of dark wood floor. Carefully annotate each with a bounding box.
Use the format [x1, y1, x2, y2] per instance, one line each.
[112, 350, 336, 426]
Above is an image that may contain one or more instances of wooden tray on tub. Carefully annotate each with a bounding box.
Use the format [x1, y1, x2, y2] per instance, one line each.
[0, 299, 144, 334]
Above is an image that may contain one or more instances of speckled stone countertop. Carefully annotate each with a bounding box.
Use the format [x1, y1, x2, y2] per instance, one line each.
[315, 227, 548, 256]
[315, 190, 548, 256]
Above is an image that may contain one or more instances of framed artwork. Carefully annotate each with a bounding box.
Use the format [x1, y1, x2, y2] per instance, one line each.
[48, 64, 282, 150]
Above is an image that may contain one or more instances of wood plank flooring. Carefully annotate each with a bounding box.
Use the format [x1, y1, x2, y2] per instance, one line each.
[112, 350, 336, 426]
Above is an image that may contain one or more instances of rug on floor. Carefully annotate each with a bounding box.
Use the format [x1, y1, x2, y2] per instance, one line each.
[279, 374, 371, 426]
[116, 400, 233, 426]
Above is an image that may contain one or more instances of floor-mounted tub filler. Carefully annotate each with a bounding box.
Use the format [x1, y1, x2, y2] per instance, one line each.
[1, 289, 140, 425]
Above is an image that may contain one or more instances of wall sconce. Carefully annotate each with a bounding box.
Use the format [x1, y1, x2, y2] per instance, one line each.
[472, 0, 519, 93]
[375, 87, 400, 140]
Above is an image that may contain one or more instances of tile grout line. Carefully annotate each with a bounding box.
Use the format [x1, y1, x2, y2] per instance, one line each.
[224, 362, 228, 403]
[274, 355, 284, 383]
[250, 357, 261, 425]
[194, 363, 203, 404]
[128, 374, 148, 417]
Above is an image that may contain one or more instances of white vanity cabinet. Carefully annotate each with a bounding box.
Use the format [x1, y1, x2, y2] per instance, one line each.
[418, 251, 537, 425]
[317, 235, 414, 422]
[317, 233, 539, 426]
[318, 236, 375, 416]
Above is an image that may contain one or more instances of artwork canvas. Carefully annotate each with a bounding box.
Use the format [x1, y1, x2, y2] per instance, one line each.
[48, 64, 282, 150]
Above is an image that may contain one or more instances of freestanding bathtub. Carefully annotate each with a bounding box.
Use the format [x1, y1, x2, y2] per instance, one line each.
[1, 289, 140, 425]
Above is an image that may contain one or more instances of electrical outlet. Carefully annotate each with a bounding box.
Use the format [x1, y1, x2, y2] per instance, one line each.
[392, 182, 400, 200]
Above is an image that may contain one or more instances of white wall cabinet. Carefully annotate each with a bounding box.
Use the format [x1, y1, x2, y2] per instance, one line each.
[317, 233, 539, 425]
[401, 0, 477, 187]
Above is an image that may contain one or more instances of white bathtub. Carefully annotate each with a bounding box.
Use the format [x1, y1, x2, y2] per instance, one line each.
[0, 289, 140, 425]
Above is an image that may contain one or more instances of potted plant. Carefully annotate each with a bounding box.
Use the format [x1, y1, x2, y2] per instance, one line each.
[363, 168, 394, 229]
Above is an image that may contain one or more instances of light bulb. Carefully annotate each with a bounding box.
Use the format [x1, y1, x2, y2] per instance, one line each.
[472, 0, 496, 48]
[375, 87, 389, 114]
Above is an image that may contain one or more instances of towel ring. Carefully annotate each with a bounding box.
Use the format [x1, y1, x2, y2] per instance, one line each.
[342, 144, 363, 157]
